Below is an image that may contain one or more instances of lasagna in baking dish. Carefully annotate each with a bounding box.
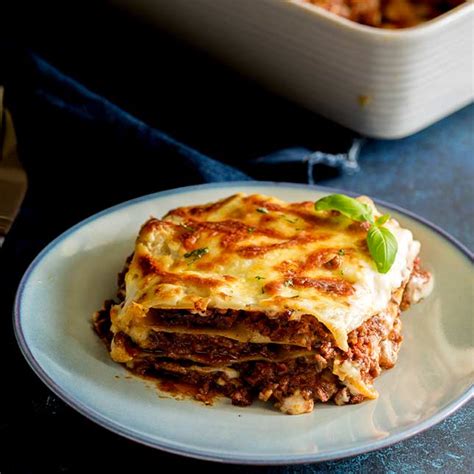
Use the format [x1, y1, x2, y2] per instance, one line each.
[303, 0, 465, 28]
[94, 193, 432, 414]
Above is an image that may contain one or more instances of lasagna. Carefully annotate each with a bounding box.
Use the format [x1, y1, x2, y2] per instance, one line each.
[303, 0, 465, 28]
[94, 193, 432, 414]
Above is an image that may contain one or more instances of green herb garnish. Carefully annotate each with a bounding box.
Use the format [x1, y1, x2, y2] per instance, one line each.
[366, 224, 398, 274]
[247, 226, 256, 233]
[184, 247, 209, 263]
[283, 216, 298, 224]
[283, 279, 294, 287]
[315, 194, 373, 222]
[256, 207, 269, 214]
[376, 214, 390, 226]
[315, 195, 397, 274]
[338, 249, 345, 256]
[255, 276, 265, 280]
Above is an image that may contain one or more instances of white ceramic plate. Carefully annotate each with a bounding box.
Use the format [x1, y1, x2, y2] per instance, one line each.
[14, 182, 473, 465]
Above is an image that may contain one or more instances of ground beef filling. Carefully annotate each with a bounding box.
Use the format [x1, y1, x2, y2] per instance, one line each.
[344, 312, 403, 380]
[94, 298, 404, 406]
[130, 356, 348, 407]
[238, 359, 341, 405]
[100, 305, 402, 408]
[142, 331, 308, 365]
[148, 309, 333, 349]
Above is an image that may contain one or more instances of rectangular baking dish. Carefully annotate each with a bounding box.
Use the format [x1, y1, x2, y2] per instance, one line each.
[115, 0, 474, 138]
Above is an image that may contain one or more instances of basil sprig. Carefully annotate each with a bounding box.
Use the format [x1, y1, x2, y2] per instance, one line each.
[315, 194, 398, 274]
[366, 224, 398, 273]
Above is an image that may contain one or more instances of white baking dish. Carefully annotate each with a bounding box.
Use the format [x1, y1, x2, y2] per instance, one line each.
[115, 0, 474, 138]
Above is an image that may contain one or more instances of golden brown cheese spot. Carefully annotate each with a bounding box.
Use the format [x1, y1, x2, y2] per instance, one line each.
[194, 259, 227, 272]
[356, 238, 370, 255]
[263, 281, 285, 296]
[164, 207, 188, 219]
[263, 277, 353, 297]
[252, 198, 335, 229]
[179, 230, 200, 250]
[189, 194, 238, 217]
[237, 234, 330, 258]
[137, 255, 223, 289]
[274, 260, 299, 277]
[177, 219, 288, 252]
[254, 201, 284, 212]
[195, 221, 253, 248]
[273, 248, 346, 279]
[324, 255, 342, 270]
[301, 248, 343, 271]
[140, 218, 175, 235]
[347, 221, 371, 234]
[137, 254, 160, 276]
[169, 273, 224, 290]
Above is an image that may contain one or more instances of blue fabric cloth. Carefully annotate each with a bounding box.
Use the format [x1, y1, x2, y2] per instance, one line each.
[2, 51, 250, 183]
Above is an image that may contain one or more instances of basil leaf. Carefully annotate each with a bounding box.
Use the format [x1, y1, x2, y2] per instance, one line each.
[315, 194, 373, 223]
[367, 225, 398, 273]
[314, 193, 398, 273]
[376, 214, 390, 226]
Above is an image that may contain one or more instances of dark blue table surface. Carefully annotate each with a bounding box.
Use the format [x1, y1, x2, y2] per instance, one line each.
[1, 2, 473, 472]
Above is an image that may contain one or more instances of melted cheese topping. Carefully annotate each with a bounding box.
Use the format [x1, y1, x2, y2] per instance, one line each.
[113, 193, 420, 351]
[405, 270, 434, 305]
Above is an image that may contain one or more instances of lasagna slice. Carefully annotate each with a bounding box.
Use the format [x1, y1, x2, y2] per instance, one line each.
[94, 193, 432, 414]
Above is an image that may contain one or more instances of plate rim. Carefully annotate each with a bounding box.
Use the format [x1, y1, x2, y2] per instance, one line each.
[13, 181, 474, 465]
